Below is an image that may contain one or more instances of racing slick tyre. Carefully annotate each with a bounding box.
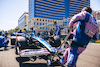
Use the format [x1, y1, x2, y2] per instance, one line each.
[11, 36, 16, 45]
[15, 45, 20, 55]
[47, 59, 51, 66]
[53, 36, 61, 47]
[17, 36, 28, 49]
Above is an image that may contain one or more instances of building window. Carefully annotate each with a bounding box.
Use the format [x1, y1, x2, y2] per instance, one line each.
[50, 24, 52, 26]
[43, 27, 44, 29]
[45, 23, 47, 26]
[38, 23, 40, 25]
[32, 22, 34, 25]
[63, 24, 64, 26]
[46, 27, 47, 30]
[53, 28, 54, 30]
[40, 23, 41, 25]
[33, 22, 35, 25]
[37, 19, 38, 21]
[44, 23, 45, 25]
[43, 23, 44, 25]
[37, 22, 38, 25]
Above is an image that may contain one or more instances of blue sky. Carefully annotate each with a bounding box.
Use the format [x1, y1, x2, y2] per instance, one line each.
[0, 0, 100, 31]
[90, 0, 100, 11]
[0, 0, 28, 31]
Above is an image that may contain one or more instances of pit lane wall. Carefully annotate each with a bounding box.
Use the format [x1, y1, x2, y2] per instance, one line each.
[60, 34, 100, 43]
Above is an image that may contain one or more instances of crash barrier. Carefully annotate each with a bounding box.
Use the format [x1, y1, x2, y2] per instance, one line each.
[60, 34, 100, 43]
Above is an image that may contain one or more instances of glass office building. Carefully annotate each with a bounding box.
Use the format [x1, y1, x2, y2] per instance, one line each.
[18, 12, 28, 29]
[69, 0, 90, 17]
[29, 0, 66, 21]
[28, 0, 90, 30]
[29, 0, 90, 21]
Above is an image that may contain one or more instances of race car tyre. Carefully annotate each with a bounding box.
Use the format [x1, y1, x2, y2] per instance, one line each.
[17, 36, 28, 49]
[15, 45, 20, 55]
[11, 36, 16, 45]
[53, 36, 61, 47]
[47, 59, 51, 66]
[11, 39, 16, 45]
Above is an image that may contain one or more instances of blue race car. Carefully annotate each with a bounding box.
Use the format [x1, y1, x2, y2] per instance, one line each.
[14, 32, 67, 66]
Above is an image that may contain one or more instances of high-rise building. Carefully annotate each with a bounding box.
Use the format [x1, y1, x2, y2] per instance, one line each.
[69, 0, 90, 17]
[18, 12, 28, 29]
[29, 0, 66, 21]
[28, 0, 90, 31]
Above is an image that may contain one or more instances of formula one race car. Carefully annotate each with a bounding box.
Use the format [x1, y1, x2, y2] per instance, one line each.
[14, 32, 69, 66]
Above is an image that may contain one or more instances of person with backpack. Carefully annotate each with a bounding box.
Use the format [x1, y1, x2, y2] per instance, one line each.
[60, 6, 99, 67]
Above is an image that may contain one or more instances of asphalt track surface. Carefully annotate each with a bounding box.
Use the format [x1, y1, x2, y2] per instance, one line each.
[0, 42, 100, 67]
